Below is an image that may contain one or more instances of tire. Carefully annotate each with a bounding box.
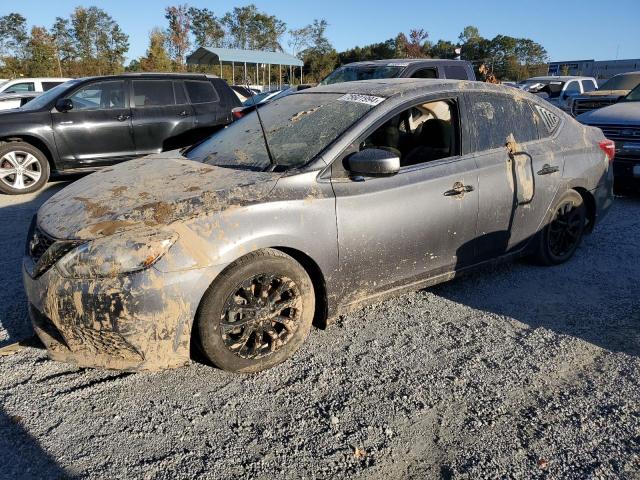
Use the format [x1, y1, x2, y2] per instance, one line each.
[0, 141, 50, 195]
[534, 189, 586, 266]
[197, 249, 315, 373]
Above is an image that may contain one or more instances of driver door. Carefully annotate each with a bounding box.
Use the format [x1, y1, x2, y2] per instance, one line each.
[330, 95, 480, 304]
[51, 79, 135, 167]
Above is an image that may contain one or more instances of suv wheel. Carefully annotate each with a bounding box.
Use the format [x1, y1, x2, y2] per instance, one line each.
[197, 249, 315, 373]
[0, 141, 50, 195]
[535, 189, 586, 265]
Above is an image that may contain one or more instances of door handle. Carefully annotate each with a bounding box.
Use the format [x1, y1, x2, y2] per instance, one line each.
[444, 181, 474, 196]
[537, 164, 559, 175]
[178, 110, 190, 117]
[115, 114, 130, 122]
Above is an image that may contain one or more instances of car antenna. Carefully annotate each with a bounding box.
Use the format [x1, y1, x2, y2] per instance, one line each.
[245, 76, 277, 171]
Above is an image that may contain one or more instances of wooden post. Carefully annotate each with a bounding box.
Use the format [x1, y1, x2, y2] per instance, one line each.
[232, 61, 235, 84]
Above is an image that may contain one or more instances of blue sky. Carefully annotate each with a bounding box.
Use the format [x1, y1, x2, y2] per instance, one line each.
[3, 0, 640, 64]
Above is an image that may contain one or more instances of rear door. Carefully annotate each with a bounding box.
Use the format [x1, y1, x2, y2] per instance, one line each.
[130, 78, 195, 155]
[184, 79, 230, 141]
[467, 92, 562, 259]
[51, 79, 136, 166]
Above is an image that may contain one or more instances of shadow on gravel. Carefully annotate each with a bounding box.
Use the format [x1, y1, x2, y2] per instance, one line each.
[0, 407, 74, 479]
[433, 194, 640, 357]
[0, 182, 71, 348]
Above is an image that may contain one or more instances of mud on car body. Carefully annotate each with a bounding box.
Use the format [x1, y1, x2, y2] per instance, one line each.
[23, 79, 614, 373]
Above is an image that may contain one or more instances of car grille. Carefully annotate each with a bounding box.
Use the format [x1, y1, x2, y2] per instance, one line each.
[26, 217, 82, 277]
[594, 125, 640, 143]
[572, 98, 618, 116]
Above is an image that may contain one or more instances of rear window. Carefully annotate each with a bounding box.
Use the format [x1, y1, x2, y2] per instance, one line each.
[470, 93, 539, 152]
[133, 80, 176, 107]
[444, 65, 469, 80]
[319, 65, 405, 85]
[173, 81, 187, 104]
[411, 68, 437, 79]
[185, 80, 219, 104]
[42, 81, 64, 91]
[598, 74, 640, 91]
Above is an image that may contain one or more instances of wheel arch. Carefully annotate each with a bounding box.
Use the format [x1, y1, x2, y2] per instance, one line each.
[0, 135, 58, 170]
[572, 186, 596, 233]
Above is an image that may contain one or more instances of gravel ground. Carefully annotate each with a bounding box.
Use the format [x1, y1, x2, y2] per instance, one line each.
[1, 184, 639, 479]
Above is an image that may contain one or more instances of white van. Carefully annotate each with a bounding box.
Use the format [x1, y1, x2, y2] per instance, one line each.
[0, 77, 72, 94]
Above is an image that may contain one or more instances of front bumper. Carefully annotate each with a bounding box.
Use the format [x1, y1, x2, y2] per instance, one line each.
[23, 259, 220, 371]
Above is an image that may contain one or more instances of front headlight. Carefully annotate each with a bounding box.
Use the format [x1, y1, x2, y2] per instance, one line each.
[56, 229, 178, 278]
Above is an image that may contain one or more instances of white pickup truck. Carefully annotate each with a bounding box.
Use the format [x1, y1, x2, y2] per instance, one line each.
[0, 77, 71, 94]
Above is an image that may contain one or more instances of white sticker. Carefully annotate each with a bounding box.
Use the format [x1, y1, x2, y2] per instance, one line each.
[337, 93, 385, 106]
[386, 62, 409, 67]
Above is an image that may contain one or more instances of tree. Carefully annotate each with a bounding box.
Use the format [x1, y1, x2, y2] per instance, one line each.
[297, 19, 336, 82]
[50, 17, 75, 76]
[140, 28, 172, 72]
[429, 40, 457, 59]
[23, 26, 59, 76]
[165, 5, 191, 69]
[394, 33, 408, 58]
[405, 29, 429, 58]
[188, 7, 224, 47]
[68, 6, 129, 75]
[222, 5, 286, 51]
[0, 13, 27, 75]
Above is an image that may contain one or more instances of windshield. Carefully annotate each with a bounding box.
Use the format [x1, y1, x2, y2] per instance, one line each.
[186, 92, 382, 170]
[20, 80, 78, 111]
[598, 74, 640, 91]
[319, 65, 405, 85]
[622, 84, 640, 102]
[243, 90, 276, 106]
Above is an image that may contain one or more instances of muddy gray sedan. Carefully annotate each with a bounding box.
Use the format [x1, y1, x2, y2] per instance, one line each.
[23, 79, 614, 373]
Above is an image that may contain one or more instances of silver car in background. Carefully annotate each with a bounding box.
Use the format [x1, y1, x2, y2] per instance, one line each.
[23, 79, 614, 373]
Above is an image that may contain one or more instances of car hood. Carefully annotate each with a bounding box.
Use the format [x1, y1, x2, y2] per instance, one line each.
[577, 101, 640, 125]
[37, 154, 281, 240]
[580, 89, 629, 98]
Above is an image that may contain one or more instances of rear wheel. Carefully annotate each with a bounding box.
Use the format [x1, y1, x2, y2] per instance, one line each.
[535, 189, 586, 265]
[0, 141, 50, 195]
[197, 249, 315, 373]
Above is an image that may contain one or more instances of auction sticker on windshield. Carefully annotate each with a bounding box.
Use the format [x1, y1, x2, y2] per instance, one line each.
[337, 93, 385, 106]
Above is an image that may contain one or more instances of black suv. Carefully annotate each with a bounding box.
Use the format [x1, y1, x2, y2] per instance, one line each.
[0, 73, 240, 194]
[319, 59, 476, 85]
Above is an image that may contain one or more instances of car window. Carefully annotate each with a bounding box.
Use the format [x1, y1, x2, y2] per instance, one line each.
[598, 74, 640, 91]
[411, 68, 438, 79]
[469, 93, 539, 152]
[42, 81, 64, 91]
[319, 65, 405, 85]
[173, 81, 187, 105]
[5, 82, 35, 93]
[360, 98, 459, 168]
[444, 65, 469, 80]
[564, 81, 580, 95]
[185, 80, 219, 104]
[186, 92, 379, 170]
[69, 81, 125, 110]
[133, 80, 176, 107]
[581, 80, 597, 92]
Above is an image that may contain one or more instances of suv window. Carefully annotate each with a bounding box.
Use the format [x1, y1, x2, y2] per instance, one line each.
[185, 80, 219, 104]
[564, 81, 580, 95]
[133, 80, 176, 107]
[444, 65, 469, 80]
[69, 81, 125, 110]
[360, 98, 459, 168]
[581, 79, 597, 92]
[42, 81, 64, 91]
[5, 82, 35, 93]
[469, 93, 539, 151]
[411, 68, 437, 79]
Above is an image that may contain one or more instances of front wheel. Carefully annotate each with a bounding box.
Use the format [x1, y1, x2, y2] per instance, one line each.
[0, 141, 50, 195]
[534, 189, 586, 265]
[197, 249, 315, 373]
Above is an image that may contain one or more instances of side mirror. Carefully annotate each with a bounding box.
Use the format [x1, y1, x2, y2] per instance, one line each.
[346, 148, 400, 176]
[55, 98, 73, 112]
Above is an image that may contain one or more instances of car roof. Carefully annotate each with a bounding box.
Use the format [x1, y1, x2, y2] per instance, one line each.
[340, 58, 468, 67]
[74, 73, 220, 82]
[308, 78, 516, 98]
[3, 77, 71, 82]
[526, 76, 595, 81]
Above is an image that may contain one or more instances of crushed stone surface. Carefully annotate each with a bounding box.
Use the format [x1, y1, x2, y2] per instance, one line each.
[0, 183, 639, 479]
